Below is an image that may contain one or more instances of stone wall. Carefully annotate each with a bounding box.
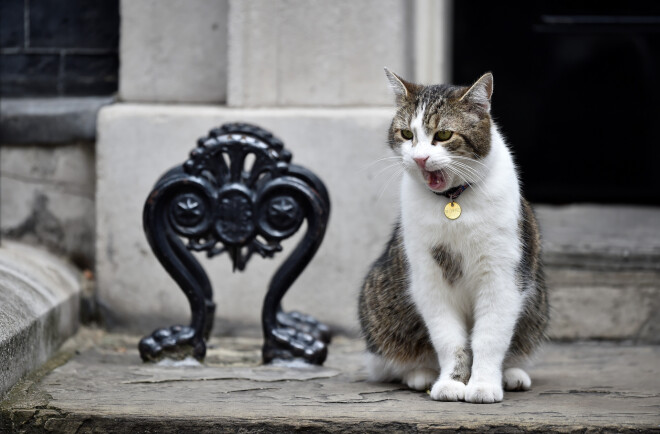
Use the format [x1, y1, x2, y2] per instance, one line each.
[227, 0, 413, 106]
[1, 96, 110, 270]
[1, 142, 96, 269]
[119, 0, 228, 103]
[1, 0, 119, 269]
[96, 0, 428, 333]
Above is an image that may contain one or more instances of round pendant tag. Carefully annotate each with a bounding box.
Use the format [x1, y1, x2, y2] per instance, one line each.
[444, 201, 461, 220]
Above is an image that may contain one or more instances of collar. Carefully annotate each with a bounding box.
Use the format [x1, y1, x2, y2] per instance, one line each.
[433, 183, 470, 200]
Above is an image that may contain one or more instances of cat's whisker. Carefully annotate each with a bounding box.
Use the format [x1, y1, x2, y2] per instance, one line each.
[445, 163, 482, 184]
[449, 158, 486, 174]
[377, 166, 405, 202]
[445, 165, 488, 197]
[372, 162, 405, 179]
[448, 160, 483, 177]
[448, 160, 488, 182]
[451, 155, 488, 164]
[449, 163, 486, 185]
[360, 156, 402, 172]
[454, 169, 488, 196]
[451, 155, 490, 170]
[444, 166, 471, 188]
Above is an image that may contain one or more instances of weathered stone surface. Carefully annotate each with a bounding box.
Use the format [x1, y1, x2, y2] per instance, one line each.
[2, 331, 659, 432]
[96, 104, 398, 333]
[536, 204, 660, 271]
[536, 205, 660, 343]
[119, 0, 228, 103]
[1, 143, 95, 268]
[228, 0, 412, 107]
[0, 97, 113, 144]
[0, 242, 81, 398]
[547, 268, 660, 342]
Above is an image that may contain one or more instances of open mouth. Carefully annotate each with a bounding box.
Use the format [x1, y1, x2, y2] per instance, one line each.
[421, 169, 448, 192]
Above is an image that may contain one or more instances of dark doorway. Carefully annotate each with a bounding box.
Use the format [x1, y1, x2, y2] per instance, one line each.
[453, 1, 660, 205]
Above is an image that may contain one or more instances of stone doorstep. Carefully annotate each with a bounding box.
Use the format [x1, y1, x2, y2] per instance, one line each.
[536, 204, 660, 271]
[0, 241, 81, 398]
[536, 205, 660, 343]
[1, 328, 659, 433]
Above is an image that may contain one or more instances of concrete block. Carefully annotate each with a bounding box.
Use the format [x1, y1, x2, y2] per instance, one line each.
[119, 0, 228, 103]
[228, 0, 413, 107]
[0, 143, 96, 268]
[0, 242, 81, 397]
[536, 204, 660, 271]
[546, 268, 660, 342]
[0, 97, 113, 145]
[96, 103, 399, 333]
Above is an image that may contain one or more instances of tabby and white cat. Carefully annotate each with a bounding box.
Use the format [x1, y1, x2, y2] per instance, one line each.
[358, 70, 548, 404]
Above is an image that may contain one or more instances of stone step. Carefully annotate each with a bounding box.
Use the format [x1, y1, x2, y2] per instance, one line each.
[536, 205, 660, 343]
[0, 241, 81, 398]
[2, 329, 659, 432]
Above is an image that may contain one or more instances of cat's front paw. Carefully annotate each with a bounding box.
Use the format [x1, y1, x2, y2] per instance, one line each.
[465, 381, 503, 404]
[429, 379, 466, 401]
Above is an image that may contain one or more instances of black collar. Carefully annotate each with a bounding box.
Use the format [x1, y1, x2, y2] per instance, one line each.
[433, 183, 470, 200]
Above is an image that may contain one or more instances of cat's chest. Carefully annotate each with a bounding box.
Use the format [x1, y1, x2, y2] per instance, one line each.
[400, 175, 520, 265]
[402, 192, 494, 246]
[403, 204, 490, 251]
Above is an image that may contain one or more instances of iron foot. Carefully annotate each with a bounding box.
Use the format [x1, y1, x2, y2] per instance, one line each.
[138, 325, 205, 362]
[262, 326, 328, 365]
[276, 310, 331, 344]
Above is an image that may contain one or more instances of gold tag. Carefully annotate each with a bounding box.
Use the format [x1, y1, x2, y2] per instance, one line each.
[444, 201, 461, 220]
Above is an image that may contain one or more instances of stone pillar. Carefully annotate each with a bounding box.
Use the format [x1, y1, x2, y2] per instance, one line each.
[119, 0, 229, 103]
[227, 0, 412, 106]
[414, 0, 453, 84]
[96, 1, 453, 332]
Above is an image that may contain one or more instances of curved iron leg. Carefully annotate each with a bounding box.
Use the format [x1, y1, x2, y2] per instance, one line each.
[273, 165, 331, 345]
[262, 185, 330, 365]
[139, 190, 214, 362]
[176, 238, 216, 340]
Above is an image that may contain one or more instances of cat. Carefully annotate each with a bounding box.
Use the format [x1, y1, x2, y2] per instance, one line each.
[358, 69, 548, 404]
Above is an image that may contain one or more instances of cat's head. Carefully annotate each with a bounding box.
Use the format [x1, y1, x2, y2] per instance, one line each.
[385, 69, 493, 193]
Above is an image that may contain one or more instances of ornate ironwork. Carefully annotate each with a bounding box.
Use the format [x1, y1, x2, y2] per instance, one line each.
[139, 123, 331, 365]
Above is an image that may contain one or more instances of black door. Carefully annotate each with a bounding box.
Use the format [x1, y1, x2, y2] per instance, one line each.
[453, 1, 660, 204]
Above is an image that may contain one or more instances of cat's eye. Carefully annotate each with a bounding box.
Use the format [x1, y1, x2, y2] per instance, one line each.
[401, 129, 414, 140]
[434, 130, 453, 142]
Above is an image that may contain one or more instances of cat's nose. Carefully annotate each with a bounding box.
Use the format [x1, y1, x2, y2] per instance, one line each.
[414, 156, 429, 169]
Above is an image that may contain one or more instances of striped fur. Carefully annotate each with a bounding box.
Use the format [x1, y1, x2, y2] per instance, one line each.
[359, 70, 549, 404]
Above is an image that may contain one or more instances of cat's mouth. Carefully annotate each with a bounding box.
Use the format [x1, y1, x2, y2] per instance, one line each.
[420, 169, 448, 192]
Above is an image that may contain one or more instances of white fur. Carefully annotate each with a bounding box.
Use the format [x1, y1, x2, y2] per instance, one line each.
[503, 367, 532, 391]
[371, 107, 533, 403]
[431, 378, 466, 401]
[404, 368, 438, 391]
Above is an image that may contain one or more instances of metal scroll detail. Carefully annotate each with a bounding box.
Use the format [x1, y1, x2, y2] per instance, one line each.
[139, 123, 331, 365]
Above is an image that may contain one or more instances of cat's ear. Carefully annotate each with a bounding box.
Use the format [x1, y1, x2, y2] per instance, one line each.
[384, 67, 418, 102]
[460, 72, 494, 111]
